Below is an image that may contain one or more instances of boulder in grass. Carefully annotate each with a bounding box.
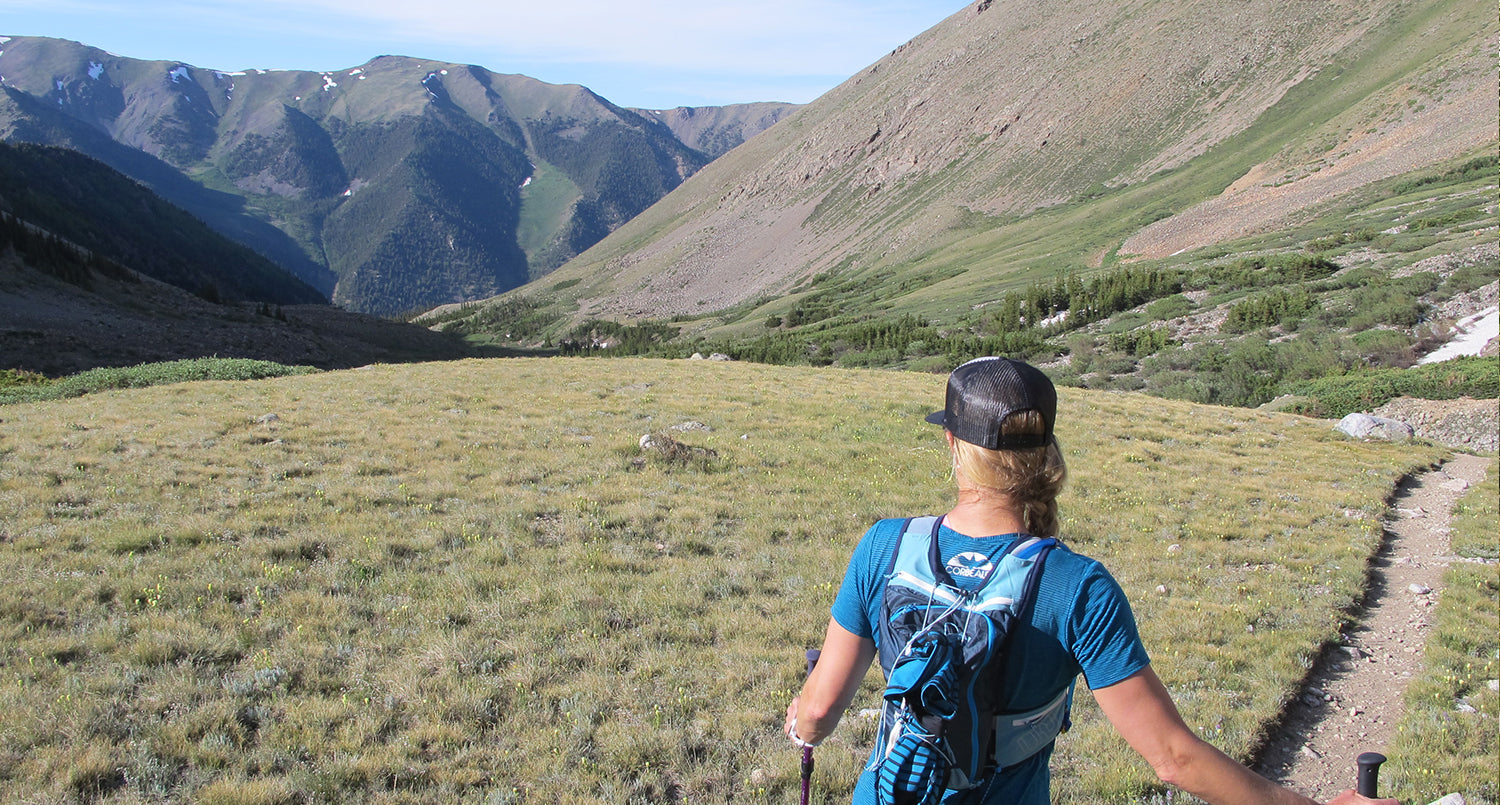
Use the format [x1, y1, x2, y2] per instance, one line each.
[1335, 413, 1414, 442]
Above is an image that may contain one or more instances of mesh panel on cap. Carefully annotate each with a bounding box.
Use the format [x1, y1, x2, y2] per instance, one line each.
[941, 357, 1054, 449]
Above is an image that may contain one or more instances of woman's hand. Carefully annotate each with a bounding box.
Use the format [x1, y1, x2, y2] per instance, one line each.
[784, 696, 803, 745]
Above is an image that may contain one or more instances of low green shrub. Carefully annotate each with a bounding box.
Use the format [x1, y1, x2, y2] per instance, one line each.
[1284, 357, 1499, 418]
[0, 368, 48, 389]
[1144, 294, 1196, 320]
[0, 358, 318, 404]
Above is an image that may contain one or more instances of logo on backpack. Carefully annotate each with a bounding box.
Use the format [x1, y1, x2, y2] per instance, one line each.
[873, 516, 1065, 804]
[945, 552, 993, 579]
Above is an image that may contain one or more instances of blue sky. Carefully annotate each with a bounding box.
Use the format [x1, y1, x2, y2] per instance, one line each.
[0, 0, 970, 108]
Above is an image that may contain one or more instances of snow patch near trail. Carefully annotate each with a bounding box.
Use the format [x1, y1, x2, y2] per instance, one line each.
[1418, 306, 1499, 364]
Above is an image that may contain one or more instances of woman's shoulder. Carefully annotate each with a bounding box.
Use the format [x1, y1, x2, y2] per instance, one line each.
[1040, 540, 1123, 588]
[863, 516, 935, 542]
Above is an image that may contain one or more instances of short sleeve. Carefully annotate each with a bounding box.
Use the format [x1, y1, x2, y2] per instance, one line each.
[830, 519, 906, 639]
[1066, 565, 1152, 690]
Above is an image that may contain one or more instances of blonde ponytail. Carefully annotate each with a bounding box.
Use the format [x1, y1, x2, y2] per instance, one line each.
[950, 410, 1066, 537]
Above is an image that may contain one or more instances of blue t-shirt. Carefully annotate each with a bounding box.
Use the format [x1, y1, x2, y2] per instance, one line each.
[830, 517, 1151, 805]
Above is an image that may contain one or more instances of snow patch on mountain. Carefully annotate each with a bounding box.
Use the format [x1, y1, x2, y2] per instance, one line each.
[88, 61, 104, 80]
[168, 66, 191, 84]
[322, 74, 338, 91]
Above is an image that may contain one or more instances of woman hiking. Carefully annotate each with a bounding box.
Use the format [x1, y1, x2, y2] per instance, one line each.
[784, 356, 1397, 805]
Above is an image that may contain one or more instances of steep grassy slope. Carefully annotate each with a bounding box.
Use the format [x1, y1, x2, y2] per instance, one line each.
[0, 38, 715, 315]
[471, 0, 1494, 328]
[0, 359, 1448, 803]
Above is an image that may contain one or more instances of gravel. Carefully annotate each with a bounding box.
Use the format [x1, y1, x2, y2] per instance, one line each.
[1373, 396, 1499, 455]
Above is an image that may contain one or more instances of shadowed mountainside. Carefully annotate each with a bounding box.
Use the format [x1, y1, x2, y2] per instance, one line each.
[0, 142, 474, 375]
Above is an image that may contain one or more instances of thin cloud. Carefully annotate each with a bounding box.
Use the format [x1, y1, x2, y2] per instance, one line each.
[246, 0, 952, 75]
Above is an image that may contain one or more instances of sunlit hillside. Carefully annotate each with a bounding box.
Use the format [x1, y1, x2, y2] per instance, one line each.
[0, 359, 1448, 803]
[467, 0, 1494, 329]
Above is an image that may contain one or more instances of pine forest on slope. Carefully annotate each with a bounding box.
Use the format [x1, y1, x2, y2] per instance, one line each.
[0, 35, 797, 316]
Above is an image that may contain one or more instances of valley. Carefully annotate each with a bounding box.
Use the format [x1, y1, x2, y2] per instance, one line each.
[0, 1, 1493, 802]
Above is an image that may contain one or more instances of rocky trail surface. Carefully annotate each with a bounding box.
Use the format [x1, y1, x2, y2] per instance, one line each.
[1255, 453, 1495, 800]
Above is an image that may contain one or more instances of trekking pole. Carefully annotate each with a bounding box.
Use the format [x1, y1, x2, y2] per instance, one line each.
[1356, 752, 1386, 798]
[800, 649, 820, 805]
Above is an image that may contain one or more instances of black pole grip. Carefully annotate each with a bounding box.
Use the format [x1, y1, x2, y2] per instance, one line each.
[1357, 752, 1386, 797]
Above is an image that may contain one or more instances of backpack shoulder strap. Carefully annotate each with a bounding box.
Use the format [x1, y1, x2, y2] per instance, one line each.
[988, 537, 1067, 773]
[883, 515, 941, 578]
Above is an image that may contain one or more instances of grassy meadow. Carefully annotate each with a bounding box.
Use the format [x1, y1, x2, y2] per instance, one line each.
[0, 358, 1451, 804]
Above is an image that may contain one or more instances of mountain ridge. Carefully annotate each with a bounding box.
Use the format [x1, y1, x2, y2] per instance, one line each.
[0, 36, 799, 315]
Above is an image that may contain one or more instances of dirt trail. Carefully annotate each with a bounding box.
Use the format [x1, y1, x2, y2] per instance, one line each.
[1254, 453, 1494, 799]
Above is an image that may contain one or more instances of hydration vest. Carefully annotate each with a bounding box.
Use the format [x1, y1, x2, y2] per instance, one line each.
[873, 516, 1072, 803]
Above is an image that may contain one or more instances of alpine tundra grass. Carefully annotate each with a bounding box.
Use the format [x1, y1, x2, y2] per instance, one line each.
[0, 358, 1448, 803]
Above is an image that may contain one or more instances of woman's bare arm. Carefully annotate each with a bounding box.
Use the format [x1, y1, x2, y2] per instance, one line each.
[1093, 668, 1397, 805]
[784, 618, 876, 745]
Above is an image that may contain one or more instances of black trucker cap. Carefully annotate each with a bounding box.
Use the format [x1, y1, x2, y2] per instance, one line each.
[924, 356, 1056, 449]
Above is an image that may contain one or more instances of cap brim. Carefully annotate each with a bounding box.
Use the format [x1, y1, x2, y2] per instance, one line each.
[924, 410, 946, 426]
